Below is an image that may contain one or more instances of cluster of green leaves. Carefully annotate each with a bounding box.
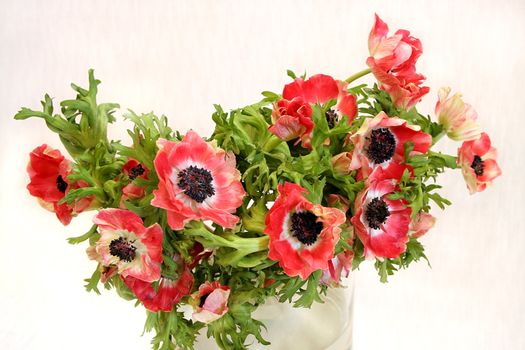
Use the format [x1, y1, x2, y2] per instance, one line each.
[14, 70, 461, 349]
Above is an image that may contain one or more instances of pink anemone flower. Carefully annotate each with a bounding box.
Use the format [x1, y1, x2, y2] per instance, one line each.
[191, 281, 230, 324]
[151, 131, 246, 230]
[435, 87, 482, 141]
[410, 212, 436, 238]
[93, 208, 163, 282]
[351, 164, 412, 259]
[457, 132, 502, 194]
[349, 112, 432, 177]
[366, 14, 429, 109]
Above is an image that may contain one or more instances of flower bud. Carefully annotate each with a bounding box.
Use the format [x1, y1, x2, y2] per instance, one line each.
[436, 87, 481, 141]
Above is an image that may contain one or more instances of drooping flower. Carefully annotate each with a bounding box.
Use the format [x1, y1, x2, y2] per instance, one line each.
[270, 74, 357, 147]
[123, 273, 193, 312]
[191, 281, 230, 324]
[435, 87, 482, 141]
[321, 250, 354, 286]
[26, 144, 92, 225]
[92, 208, 163, 282]
[349, 112, 432, 177]
[410, 212, 436, 238]
[351, 164, 412, 258]
[151, 131, 246, 230]
[121, 158, 149, 204]
[122, 244, 210, 312]
[264, 182, 346, 280]
[321, 218, 354, 286]
[366, 14, 429, 109]
[457, 132, 502, 194]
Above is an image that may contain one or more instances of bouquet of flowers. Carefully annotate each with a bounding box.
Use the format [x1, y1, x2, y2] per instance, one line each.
[15, 14, 501, 350]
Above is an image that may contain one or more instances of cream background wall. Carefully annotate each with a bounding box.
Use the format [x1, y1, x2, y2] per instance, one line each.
[0, 0, 523, 349]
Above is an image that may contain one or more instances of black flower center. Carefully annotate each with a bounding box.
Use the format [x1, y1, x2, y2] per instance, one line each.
[109, 237, 137, 262]
[366, 128, 396, 164]
[128, 163, 145, 180]
[471, 155, 484, 176]
[325, 109, 338, 129]
[199, 292, 210, 308]
[290, 211, 323, 246]
[56, 175, 68, 193]
[177, 165, 215, 203]
[365, 197, 390, 230]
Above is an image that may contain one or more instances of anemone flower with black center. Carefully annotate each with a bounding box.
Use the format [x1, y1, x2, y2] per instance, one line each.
[190, 281, 230, 324]
[264, 182, 346, 280]
[26, 144, 93, 225]
[122, 243, 210, 312]
[457, 132, 501, 194]
[351, 164, 412, 259]
[269, 74, 357, 148]
[120, 158, 149, 207]
[151, 131, 246, 230]
[349, 111, 432, 178]
[92, 208, 163, 282]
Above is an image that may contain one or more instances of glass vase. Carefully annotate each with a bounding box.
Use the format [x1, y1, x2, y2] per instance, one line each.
[191, 277, 354, 350]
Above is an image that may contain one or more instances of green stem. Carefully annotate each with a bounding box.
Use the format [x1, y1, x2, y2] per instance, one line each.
[432, 129, 447, 145]
[263, 135, 284, 152]
[345, 68, 372, 84]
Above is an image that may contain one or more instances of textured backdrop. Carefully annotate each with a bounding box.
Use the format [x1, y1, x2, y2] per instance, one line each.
[1, 1, 524, 349]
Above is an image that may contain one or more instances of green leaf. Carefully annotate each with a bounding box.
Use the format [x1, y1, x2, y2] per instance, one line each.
[84, 267, 101, 295]
[67, 225, 98, 244]
[294, 270, 323, 308]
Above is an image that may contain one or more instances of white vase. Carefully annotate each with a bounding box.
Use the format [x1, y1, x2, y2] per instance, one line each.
[192, 278, 354, 350]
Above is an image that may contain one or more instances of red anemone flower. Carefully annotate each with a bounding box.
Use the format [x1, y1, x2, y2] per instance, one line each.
[151, 131, 246, 230]
[26, 144, 92, 225]
[120, 158, 149, 207]
[270, 74, 357, 147]
[264, 182, 346, 280]
[457, 132, 502, 194]
[351, 164, 412, 259]
[93, 209, 163, 282]
[191, 281, 230, 324]
[366, 14, 429, 109]
[123, 244, 210, 312]
[349, 112, 432, 177]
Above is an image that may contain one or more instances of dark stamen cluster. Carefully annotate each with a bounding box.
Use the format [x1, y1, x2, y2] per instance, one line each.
[290, 211, 323, 246]
[109, 237, 137, 262]
[471, 155, 485, 176]
[177, 165, 215, 203]
[199, 293, 210, 308]
[365, 197, 390, 229]
[128, 164, 145, 180]
[325, 109, 338, 129]
[56, 175, 68, 193]
[366, 128, 396, 164]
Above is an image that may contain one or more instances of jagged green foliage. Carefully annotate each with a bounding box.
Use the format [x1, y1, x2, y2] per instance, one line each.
[15, 69, 460, 350]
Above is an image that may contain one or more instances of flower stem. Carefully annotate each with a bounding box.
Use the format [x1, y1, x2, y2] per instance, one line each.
[263, 135, 284, 152]
[345, 68, 372, 84]
[432, 129, 447, 146]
